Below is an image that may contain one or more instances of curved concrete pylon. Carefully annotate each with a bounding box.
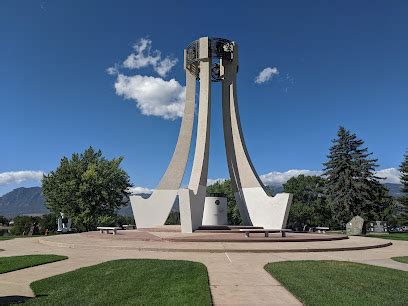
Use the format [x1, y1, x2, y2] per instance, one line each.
[130, 67, 196, 228]
[179, 37, 212, 233]
[221, 44, 292, 229]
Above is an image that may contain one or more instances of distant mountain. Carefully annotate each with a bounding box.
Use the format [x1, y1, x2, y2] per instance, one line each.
[0, 182, 404, 219]
[0, 187, 148, 218]
[0, 187, 48, 218]
[384, 183, 403, 198]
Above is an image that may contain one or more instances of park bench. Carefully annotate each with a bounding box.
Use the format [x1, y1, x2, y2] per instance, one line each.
[97, 226, 121, 235]
[315, 226, 329, 233]
[122, 224, 136, 230]
[239, 228, 292, 238]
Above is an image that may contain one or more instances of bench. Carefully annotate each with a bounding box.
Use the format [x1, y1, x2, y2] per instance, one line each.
[122, 224, 136, 230]
[239, 229, 292, 238]
[315, 227, 329, 233]
[97, 226, 121, 235]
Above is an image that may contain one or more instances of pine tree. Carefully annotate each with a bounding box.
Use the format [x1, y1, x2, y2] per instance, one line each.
[323, 127, 391, 225]
[399, 152, 408, 225]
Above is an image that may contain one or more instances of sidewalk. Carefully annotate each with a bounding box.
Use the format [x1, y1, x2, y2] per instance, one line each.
[1, 235, 407, 305]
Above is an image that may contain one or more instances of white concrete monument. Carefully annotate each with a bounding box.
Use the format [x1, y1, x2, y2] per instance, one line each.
[57, 212, 72, 233]
[202, 195, 228, 226]
[131, 37, 292, 232]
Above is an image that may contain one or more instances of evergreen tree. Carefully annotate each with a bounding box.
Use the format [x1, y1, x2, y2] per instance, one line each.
[323, 127, 391, 225]
[399, 152, 408, 225]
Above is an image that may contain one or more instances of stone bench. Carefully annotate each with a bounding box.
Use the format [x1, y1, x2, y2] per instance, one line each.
[239, 229, 292, 238]
[97, 227, 121, 235]
[315, 227, 329, 233]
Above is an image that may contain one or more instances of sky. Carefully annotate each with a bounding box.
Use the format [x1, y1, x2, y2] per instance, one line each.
[1, 0, 408, 196]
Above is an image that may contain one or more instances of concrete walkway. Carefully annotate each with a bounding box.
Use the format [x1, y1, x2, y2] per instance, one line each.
[1, 235, 407, 305]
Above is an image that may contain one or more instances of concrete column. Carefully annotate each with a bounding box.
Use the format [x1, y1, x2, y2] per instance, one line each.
[130, 64, 197, 228]
[221, 43, 292, 229]
[180, 37, 212, 233]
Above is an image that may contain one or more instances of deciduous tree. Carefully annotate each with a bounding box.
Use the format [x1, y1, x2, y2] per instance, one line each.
[42, 147, 131, 231]
[283, 175, 331, 230]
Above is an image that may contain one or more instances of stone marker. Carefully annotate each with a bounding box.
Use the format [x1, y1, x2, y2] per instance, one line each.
[346, 216, 364, 236]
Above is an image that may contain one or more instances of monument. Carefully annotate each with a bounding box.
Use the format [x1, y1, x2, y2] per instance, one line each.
[130, 37, 292, 233]
[202, 194, 228, 226]
[346, 215, 365, 236]
[366, 221, 389, 235]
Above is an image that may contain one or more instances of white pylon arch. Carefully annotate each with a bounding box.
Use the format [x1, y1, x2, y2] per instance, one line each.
[131, 37, 292, 232]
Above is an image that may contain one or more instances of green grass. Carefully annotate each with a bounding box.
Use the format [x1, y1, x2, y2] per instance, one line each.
[0, 236, 14, 240]
[367, 233, 408, 241]
[0, 234, 53, 241]
[0, 255, 67, 274]
[265, 260, 408, 306]
[26, 259, 212, 306]
[392, 256, 408, 264]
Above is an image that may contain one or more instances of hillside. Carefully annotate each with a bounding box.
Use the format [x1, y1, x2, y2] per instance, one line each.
[384, 183, 403, 198]
[0, 187, 48, 218]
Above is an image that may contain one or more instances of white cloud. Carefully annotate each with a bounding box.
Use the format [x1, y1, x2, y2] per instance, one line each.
[114, 74, 185, 120]
[207, 167, 402, 187]
[255, 67, 279, 84]
[260, 169, 323, 185]
[155, 57, 178, 78]
[0, 171, 44, 185]
[108, 38, 183, 120]
[128, 186, 153, 194]
[375, 168, 401, 184]
[207, 178, 226, 186]
[122, 38, 177, 77]
[106, 65, 119, 76]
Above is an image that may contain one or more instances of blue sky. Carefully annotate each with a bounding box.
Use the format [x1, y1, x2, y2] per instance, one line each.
[1, 0, 407, 195]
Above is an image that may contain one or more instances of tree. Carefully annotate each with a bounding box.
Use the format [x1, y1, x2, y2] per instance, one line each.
[207, 179, 242, 225]
[283, 175, 331, 230]
[42, 147, 131, 231]
[10, 216, 35, 235]
[38, 213, 58, 233]
[0, 216, 8, 225]
[165, 211, 180, 225]
[323, 127, 392, 225]
[399, 151, 408, 225]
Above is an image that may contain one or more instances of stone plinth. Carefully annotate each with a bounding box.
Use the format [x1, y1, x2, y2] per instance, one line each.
[202, 196, 228, 226]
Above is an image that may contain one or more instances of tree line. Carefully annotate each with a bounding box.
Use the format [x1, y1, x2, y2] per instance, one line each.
[3, 126, 406, 233]
[211, 126, 408, 229]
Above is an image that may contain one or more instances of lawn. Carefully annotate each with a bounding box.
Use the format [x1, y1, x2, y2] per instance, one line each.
[0, 234, 54, 241]
[265, 260, 408, 306]
[392, 256, 408, 264]
[0, 255, 67, 274]
[26, 259, 212, 306]
[0, 236, 14, 240]
[367, 232, 408, 241]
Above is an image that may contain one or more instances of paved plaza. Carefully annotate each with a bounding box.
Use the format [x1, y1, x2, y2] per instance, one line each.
[1, 230, 407, 305]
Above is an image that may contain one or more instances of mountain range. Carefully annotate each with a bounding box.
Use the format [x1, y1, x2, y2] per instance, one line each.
[0, 183, 404, 219]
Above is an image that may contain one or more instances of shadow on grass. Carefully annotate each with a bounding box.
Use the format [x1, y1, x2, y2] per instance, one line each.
[0, 295, 32, 305]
